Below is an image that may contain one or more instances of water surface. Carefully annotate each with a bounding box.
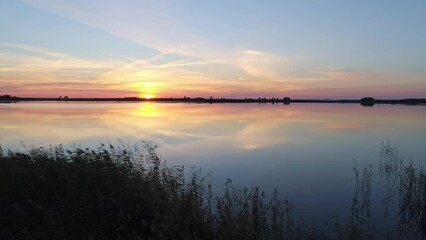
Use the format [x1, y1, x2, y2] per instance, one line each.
[1, 102, 425, 235]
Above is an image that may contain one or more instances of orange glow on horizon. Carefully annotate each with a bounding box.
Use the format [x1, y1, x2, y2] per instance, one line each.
[129, 82, 161, 99]
[141, 94, 155, 99]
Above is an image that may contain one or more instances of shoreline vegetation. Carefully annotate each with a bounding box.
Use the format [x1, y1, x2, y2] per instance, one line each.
[1, 95, 426, 106]
[1, 142, 425, 239]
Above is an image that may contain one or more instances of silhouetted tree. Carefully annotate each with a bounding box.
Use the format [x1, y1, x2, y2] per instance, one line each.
[360, 97, 375, 106]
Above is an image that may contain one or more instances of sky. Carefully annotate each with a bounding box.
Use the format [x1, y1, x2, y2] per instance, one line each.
[0, 0, 425, 99]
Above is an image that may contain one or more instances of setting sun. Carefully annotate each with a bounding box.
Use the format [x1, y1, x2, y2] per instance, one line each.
[142, 94, 154, 99]
[132, 82, 160, 99]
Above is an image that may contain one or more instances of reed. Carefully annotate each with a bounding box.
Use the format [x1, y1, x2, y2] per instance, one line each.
[0, 141, 424, 239]
[0, 142, 317, 240]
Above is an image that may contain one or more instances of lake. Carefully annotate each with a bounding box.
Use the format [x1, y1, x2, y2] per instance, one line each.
[1, 101, 426, 237]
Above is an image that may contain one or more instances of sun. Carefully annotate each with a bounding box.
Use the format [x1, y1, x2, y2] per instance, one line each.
[131, 82, 161, 100]
[141, 94, 155, 99]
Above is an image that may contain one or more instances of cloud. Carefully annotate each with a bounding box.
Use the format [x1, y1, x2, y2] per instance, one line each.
[21, 0, 200, 52]
[320, 67, 377, 81]
[19, 1, 296, 77]
[0, 43, 119, 76]
[243, 50, 264, 55]
[236, 49, 290, 79]
[0, 43, 135, 96]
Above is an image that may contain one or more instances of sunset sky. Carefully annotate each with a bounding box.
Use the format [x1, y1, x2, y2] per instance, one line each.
[1, 0, 425, 99]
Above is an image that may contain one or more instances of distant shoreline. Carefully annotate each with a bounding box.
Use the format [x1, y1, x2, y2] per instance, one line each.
[1, 97, 426, 106]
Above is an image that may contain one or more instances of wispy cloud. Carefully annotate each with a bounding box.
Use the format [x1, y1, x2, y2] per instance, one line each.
[0, 43, 131, 96]
[320, 67, 377, 81]
[243, 50, 264, 56]
[0, 43, 119, 77]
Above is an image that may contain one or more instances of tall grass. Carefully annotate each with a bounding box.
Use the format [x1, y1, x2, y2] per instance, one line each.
[334, 163, 374, 240]
[0, 142, 320, 240]
[1, 142, 425, 239]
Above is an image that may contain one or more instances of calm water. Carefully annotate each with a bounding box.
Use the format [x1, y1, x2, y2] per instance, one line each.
[1, 102, 426, 235]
